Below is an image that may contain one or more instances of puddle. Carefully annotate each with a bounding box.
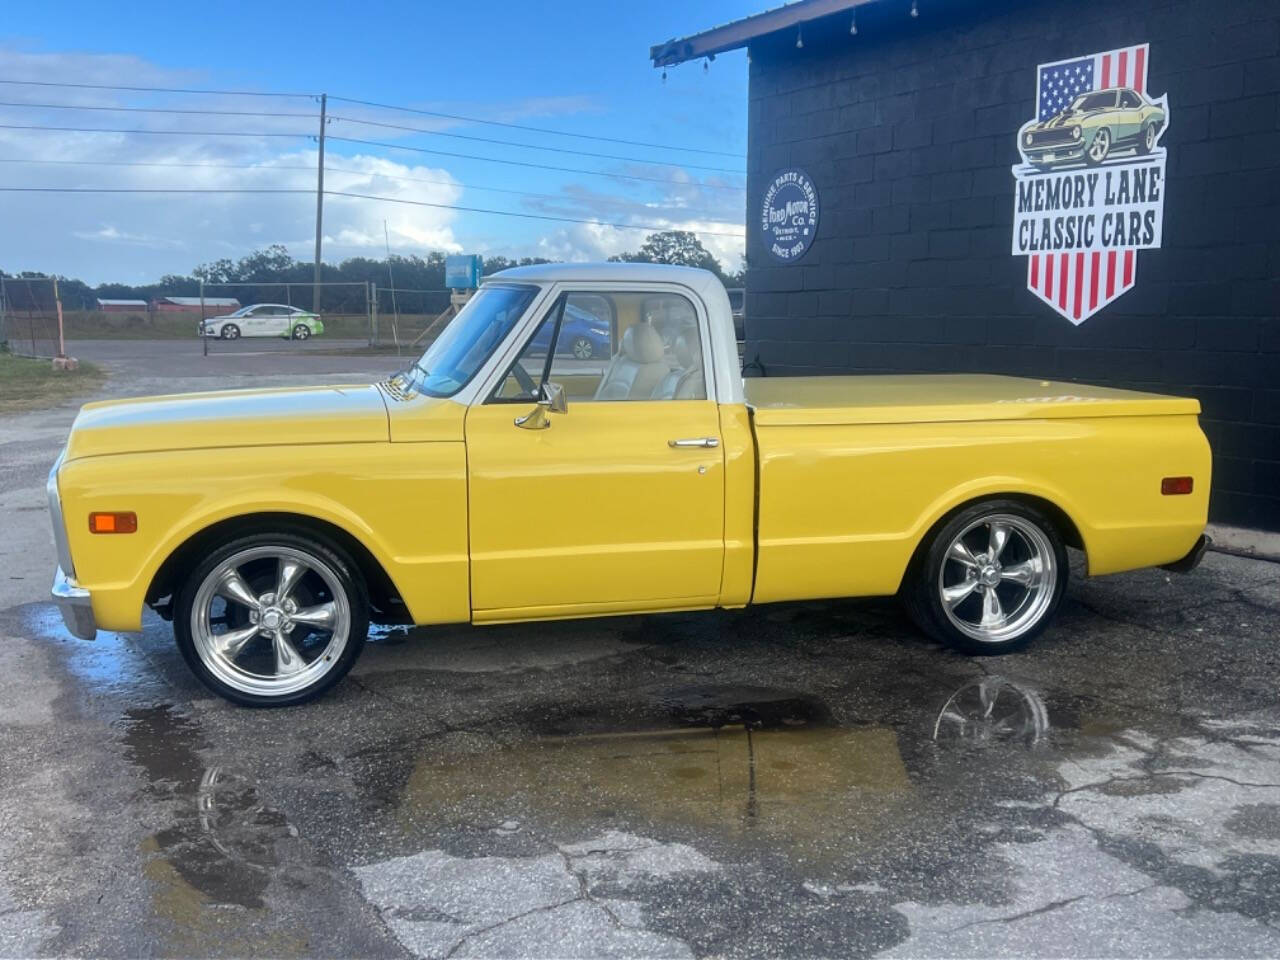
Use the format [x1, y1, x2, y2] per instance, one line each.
[363, 678, 1057, 870]
[658, 684, 835, 729]
[932, 676, 1051, 746]
[118, 705, 293, 910]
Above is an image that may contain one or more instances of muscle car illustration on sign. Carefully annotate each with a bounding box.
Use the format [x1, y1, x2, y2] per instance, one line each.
[1018, 86, 1166, 170]
[49, 264, 1211, 707]
[1011, 43, 1171, 324]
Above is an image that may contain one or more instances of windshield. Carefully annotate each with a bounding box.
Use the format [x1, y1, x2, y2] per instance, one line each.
[229, 306, 252, 317]
[406, 284, 538, 397]
[1069, 91, 1116, 112]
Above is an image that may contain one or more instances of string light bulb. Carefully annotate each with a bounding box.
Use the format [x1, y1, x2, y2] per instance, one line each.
[850, 10, 857, 34]
[910, 0, 918, 17]
[796, 25, 804, 48]
[661, 69, 667, 83]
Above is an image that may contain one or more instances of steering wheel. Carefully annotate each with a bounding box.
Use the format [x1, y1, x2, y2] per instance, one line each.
[511, 362, 539, 398]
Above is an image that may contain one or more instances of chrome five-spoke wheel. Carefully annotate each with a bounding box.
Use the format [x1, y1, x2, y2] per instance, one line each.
[938, 514, 1056, 644]
[903, 500, 1068, 654]
[176, 532, 369, 705]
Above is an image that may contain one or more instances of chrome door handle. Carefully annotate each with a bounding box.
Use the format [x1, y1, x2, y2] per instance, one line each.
[668, 437, 719, 448]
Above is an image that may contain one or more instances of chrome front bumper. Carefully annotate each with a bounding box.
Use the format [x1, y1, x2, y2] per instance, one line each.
[52, 566, 96, 640]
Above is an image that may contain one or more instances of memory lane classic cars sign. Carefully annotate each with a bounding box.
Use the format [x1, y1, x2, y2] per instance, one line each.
[1011, 43, 1170, 324]
[761, 168, 819, 262]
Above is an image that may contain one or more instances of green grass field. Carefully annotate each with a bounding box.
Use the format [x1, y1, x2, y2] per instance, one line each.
[0, 352, 105, 412]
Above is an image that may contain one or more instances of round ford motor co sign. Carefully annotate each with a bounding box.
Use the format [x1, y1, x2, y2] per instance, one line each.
[760, 168, 819, 262]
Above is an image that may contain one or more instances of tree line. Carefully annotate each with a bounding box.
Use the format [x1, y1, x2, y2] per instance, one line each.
[1, 231, 744, 314]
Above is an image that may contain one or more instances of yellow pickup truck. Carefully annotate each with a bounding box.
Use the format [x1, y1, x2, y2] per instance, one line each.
[48, 263, 1211, 706]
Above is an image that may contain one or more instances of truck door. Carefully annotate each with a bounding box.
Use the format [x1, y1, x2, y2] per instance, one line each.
[464, 288, 725, 619]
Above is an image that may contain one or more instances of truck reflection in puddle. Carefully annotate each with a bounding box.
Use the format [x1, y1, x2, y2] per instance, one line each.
[389, 678, 1050, 862]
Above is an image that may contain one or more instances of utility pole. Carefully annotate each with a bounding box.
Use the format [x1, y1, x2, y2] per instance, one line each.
[313, 93, 327, 316]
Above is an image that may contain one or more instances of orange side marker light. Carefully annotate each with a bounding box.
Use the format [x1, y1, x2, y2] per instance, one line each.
[89, 511, 137, 533]
[1161, 477, 1193, 496]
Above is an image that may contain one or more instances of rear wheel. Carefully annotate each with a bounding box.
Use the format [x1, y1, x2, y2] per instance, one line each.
[1138, 123, 1157, 155]
[221, 324, 240, 340]
[570, 335, 594, 360]
[173, 531, 369, 706]
[292, 323, 311, 340]
[902, 500, 1067, 655]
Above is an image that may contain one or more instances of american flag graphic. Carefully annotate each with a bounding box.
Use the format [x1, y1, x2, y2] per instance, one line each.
[1027, 44, 1150, 325]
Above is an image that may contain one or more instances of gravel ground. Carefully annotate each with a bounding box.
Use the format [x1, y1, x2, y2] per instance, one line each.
[1, 340, 1278, 958]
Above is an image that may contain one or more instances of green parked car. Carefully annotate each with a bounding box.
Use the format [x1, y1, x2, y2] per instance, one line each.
[1018, 87, 1166, 170]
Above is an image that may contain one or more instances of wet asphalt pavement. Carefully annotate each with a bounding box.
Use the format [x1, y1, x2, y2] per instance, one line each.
[2, 342, 1280, 957]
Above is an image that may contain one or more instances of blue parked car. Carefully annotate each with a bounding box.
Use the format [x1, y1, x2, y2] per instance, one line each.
[529, 303, 611, 360]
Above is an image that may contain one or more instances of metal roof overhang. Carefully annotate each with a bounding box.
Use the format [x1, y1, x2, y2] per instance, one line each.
[649, 0, 874, 67]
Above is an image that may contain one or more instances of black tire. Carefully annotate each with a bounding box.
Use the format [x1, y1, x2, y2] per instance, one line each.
[1085, 128, 1111, 166]
[173, 529, 369, 707]
[292, 324, 311, 340]
[221, 324, 240, 340]
[1137, 123, 1156, 155]
[901, 499, 1068, 656]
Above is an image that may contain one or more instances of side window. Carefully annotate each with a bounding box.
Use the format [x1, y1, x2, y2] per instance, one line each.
[1119, 90, 1141, 108]
[490, 291, 706, 403]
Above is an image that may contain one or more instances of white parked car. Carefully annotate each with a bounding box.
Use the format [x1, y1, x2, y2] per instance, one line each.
[199, 304, 324, 340]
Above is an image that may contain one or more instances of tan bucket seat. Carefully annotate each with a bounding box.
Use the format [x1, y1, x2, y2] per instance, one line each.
[594, 323, 669, 401]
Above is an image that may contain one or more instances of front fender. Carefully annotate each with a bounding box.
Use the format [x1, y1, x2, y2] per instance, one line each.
[58, 441, 469, 632]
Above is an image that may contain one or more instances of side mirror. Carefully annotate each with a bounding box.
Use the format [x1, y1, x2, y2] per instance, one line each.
[514, 381, 568, 430]
[541, 381, 568, 414]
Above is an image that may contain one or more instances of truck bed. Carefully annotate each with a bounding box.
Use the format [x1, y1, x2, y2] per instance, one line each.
[745, 375, 1200, 426]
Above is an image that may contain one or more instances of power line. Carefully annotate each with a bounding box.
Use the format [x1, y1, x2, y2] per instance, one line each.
[0, 78, 313, 99]
[0, 156, 740, 219]
[0, 186, 311, 194]
[0, 98, 744, 173]
[328, 134, 745, 191]
[328, 114, 744, 174]
[0, 185, 745, 236]
[0, 79, 742, 159]
[0, 122, 306, 138]
[1, 124, 745, 191]
[328, 94, 743, 159]
[0, 99, 315, 119]
[325, 190, 744, 236]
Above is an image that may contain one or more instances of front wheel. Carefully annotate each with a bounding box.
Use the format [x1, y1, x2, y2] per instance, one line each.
[570, 336, 594, 360]
[292, 324, 311, 340]
[1086, 128, 1111, 165]
[221, 324, 241, 340]
[173, 531, 369, 706]
[902, 500, 1067, 655]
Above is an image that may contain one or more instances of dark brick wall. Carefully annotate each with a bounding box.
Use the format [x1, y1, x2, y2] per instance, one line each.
[744, 0, 1280, 530]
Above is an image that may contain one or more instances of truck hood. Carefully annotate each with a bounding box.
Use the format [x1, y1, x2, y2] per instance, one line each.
[64, 384, 390, 461]
[746, 375, 1201, 427]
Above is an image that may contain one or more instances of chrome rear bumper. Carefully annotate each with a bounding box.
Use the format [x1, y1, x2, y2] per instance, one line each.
[52, 566, 96, 640]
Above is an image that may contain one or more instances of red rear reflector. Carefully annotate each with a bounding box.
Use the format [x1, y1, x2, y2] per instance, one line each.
[1161, 477, 1193, 496]
[89, 511, 137, 534]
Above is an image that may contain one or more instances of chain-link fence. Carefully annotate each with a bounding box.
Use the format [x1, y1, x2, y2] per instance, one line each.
[1, 275, 63, 358]
[1, 276, 474, 360]
[371, 286, 453, 352]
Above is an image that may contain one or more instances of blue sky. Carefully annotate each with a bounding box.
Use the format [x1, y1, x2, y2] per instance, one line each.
[0, 0, 755, 284]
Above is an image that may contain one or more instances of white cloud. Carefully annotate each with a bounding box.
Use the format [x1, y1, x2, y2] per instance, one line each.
[0, 47, 743, 284]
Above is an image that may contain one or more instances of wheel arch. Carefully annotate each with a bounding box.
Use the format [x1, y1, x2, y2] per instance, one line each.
[900, 489, 1087, 592]
[146, 511, 410, 624]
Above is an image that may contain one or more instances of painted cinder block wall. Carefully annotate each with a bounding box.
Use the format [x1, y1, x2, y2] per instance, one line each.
[743, 0, 1279, 530]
